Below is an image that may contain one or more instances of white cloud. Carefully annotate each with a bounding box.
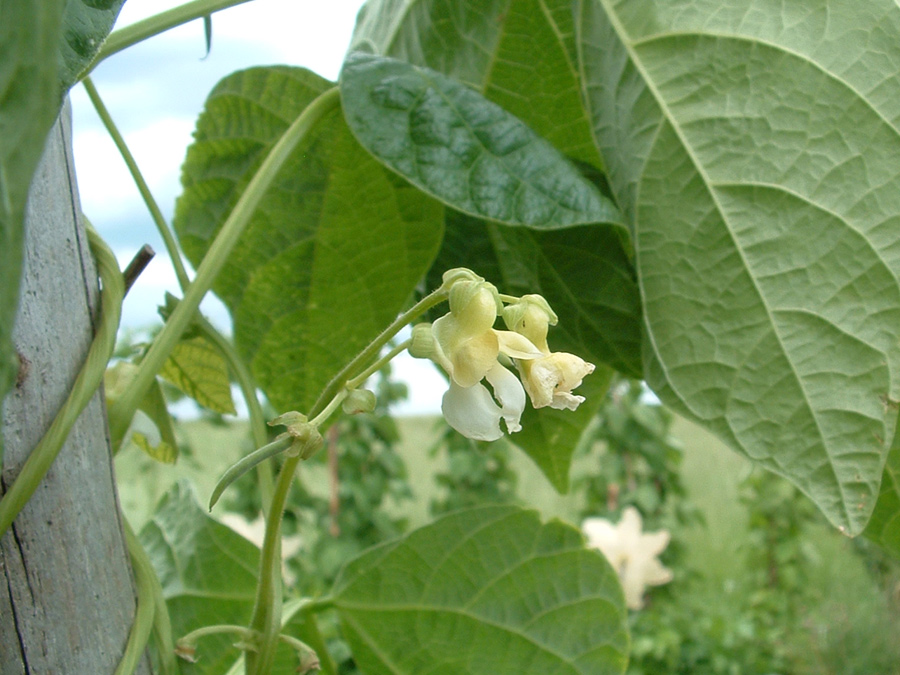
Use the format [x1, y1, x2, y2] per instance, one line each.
[74, 0, 444, 415]
[75, 116, 194, 221]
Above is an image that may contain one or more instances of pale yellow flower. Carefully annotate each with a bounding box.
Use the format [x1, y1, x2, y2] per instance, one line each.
[423, 279, 542, 441]
[582, 507, 673, 610]
[503, 295, 595, 410]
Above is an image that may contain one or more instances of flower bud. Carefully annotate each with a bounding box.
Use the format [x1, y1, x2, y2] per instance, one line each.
[439, 267, 484, 291]
[408, 322, 436, 360]
[448, 281, 500, 331]
[342, 388, 376, 415]
[502, 294, 557, 353]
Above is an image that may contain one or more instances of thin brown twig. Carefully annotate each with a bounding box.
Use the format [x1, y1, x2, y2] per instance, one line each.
[122, 244, 155, 294]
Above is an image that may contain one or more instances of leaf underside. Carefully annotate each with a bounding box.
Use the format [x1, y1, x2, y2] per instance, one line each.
[579, 0, 900, 534]
[140, 482, 260, 674]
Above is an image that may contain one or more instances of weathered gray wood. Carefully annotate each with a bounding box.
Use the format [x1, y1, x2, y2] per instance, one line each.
[0, 103, 151, 673]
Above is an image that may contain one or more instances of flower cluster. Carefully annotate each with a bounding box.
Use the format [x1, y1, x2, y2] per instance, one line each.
[410, 269, 595, 441]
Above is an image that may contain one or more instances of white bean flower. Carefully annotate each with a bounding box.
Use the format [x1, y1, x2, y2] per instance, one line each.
[503, 295, 595, 410]
[582, 507, 673, 610]
[410, 275, 542, 441]
[410, 270, 596, 441]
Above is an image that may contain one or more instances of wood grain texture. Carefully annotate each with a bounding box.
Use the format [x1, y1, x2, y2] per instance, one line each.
[0, 103, 150, 673]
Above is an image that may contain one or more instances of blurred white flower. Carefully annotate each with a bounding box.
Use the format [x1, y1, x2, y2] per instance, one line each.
[582, 506, 673, 609]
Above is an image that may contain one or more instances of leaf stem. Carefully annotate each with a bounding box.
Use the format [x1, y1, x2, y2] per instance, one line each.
[115, 521, 160, 675]
[346, 338, 412, 390]
[309, 288, 448, 418]
[196, 316, 275, 510]
[290, 607, 338, 675]
[178, 623, 255, 645]
[86, 0, 253, 73]
[83, 73, 275, 509]
[106, 86, 341, 448]
[245, 453, 302, 675]
[82, 76, 191, 291]
[0, 226, 122, 536]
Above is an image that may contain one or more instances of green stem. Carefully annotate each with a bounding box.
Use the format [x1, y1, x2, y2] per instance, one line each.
[82, 75, 275, 509]
[0, 227, 122, 537]
[86, 0, 253, 73]
[309, 390, 349, 428]
[346, 338, 412, 390]
[309, 288, 448, 418]
[196, 316, 275, 510]
[246, 454, 301, 675]
[107, 86, 341, 448]
[82, 76, 191, 290]
[290, 609, 338, 675]
[116, 522, 159, 675]
[178, 623, 255, 646]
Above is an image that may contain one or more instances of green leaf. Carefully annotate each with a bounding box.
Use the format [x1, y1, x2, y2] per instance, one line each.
[140, 481, 259, 673]
[340, 51, 623, 229]
[58, 0, 126, 92]
[332, 505, 629, 674]
[132, 431, 177, 465]
[863, 410, 900, 557]
[160, 335, 236, 415]
[134, 377, 179, 464]
[428, 210, 636, 489]
[514, 368, 613, 492]
[578, 0, 900, 534]
[0, 1, 67, 461]
[352, 0, 603, 168]
[173, 66, 443, 412]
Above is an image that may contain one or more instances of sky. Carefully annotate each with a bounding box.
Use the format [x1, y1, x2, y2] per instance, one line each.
[70, 0, 447, 415]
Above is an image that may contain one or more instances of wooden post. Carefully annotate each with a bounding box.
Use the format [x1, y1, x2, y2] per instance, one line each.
[0, 104, 151, 673]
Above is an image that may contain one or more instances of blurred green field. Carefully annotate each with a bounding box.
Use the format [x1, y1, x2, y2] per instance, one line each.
[115, 412, 900, 673]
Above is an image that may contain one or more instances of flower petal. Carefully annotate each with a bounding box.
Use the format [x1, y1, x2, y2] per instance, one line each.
[484, 362, 526, 434]
[495, 330, 544, 359]
[519, 352, 595, 410]
[441, 381, 504, 441]
[433, 314, 500, 387]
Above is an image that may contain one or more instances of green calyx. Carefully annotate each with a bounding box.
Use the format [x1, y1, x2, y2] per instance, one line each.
[269, 412, 324, 459]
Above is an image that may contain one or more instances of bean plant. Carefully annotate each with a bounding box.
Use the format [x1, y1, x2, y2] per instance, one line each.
[4, 1, 900, 673]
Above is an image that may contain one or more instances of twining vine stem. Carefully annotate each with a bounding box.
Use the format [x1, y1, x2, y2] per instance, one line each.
[106, 86, 341, 449]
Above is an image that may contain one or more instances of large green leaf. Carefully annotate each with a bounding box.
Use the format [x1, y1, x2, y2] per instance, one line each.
[352, 0, 603, 168]
[578, 0, 900, 534]
[340, 51, 622, 230]
[59, 0, 126, 92]
[174, 66, 443, 412]
[0, 2, 67, 462]
[332, 505, 629, 674]
[427, 210, 636, 489]
[139, 481, 259, 674]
